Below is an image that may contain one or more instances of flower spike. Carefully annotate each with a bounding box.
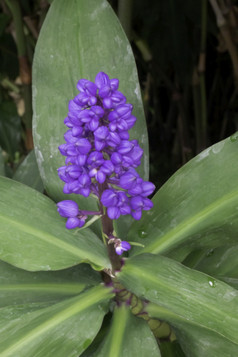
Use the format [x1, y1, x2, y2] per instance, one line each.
[57, 72, 155, 255]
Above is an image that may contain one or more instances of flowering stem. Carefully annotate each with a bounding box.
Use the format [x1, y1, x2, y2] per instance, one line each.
[99, 183, 121, 272]
[102, 213, 121, 271]
[57, 72, 155, 272]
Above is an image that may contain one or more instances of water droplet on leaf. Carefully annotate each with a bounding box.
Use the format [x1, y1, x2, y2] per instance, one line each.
[138, 230, 148, 238]
[208, 279, 216, 287]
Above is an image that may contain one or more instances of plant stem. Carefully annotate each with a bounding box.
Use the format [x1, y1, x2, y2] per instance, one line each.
[209, 0, 238, 85]
[4, 0, 26, 56]
[99, 184, 121, 272]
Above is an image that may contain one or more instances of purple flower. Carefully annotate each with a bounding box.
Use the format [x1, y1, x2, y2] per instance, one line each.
[94, 126, 109, 151]
[76, 79, 97, 106]
[57, 71, 155, 230]
[57, 200, 79, 217]
[66, 216, 86, 229]
[75, 138, 91, 154]
[130, 196, 154, 220]
[57, 200, 87, 229]
[115, 240, 131, 255]
[101, 189, 118, 207]
[119, 169, 141, 190]
[95, 72, 110, 88]
[101, 189, 131, 219]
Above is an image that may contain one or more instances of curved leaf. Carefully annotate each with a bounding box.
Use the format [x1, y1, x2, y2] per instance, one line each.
[128, 135, 238, 255]
[194, 244, 238, 289]
[93, 304, 161, 357]
[0, 260, 100, 307]
[32, 0, 148, 225]
[117, 254, 238, 345]
[147, 303, 238, 357]
[0, 285, 113, 357]
[13, 151, 44, 192]
[0, 176, 110, 271]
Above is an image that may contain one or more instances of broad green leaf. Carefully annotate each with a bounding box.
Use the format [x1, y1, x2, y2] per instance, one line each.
[32, 0, 148, 214]
[196, 245, 238, 277]
[81, 312, 112, 357]
[13, 150, 44, 192]
[0, 176, 110, 271]
[181, 248, 207, 268]
[0, 260, 100, 307]
[128, 135, 238, 255]
[117, 254, 238, 345]
[147, 303, 238, 357]
[194, 245, 238, 289]
[93, 304, 161, 357]
[0, 285, 113, 357]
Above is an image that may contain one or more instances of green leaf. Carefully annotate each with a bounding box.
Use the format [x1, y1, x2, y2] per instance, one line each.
[128, 135, 238, 255]
[117, 254, 238, 345]
[0, 285, 113, 357]
[0, 260, 100, 307]
[13, 150, 44, 192]
[93, 304, 161, 357]
[147, 303, 238, 357]
[159, 341, 185, 357]
[0, 176, 110, 271]
[194, 245, 238, 289]
[196, 245, 238, 277]
[32, 0, 148, 237]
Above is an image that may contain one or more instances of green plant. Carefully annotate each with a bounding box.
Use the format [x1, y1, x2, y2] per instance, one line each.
[0, 1, 237, 356]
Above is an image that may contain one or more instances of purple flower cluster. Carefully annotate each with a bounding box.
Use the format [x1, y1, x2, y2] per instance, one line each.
[58, 72, 155, 223]
[57, 72, 155, 255]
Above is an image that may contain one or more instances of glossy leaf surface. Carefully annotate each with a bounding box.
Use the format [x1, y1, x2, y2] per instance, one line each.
[0, 176, 110, 271]
[128, 135, 238, 255]
[195, 244, 238, 289]
[32, 0, 148, 214]
[117, 254, 238, 345]
[93, 304, 161, 357]
[0, 285, 113, 357]
[0, 260, 100, 307]
[148, 303, 238, 357]
[13, 150, 44, 192]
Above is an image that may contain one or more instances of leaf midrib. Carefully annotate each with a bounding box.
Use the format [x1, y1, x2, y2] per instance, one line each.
[1, 286, 112, 356]
[0, 283, 85, 294]
[142, 189, 238, 254]
[109, 306, 128, 357]
[0, 213, 101, 263]
[124, 264, 238, 342]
